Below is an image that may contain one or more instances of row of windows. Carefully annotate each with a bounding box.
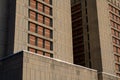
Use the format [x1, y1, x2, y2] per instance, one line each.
[28, 34, 53, 51]
[72, 19, 82, 27]
[109, 4, 120, 15]
[113, 46, 120, 54]
[43, 0, 52, 5]
[72, 11, 82, 20]
[71, 0, 81, 5]
[115, 55, 120, 62]
[111, 29, 120, 38]
[29, 0, 52, 15]
[110, 20, 120, 30]
[116, 73, 120, 77]
[109, 2, 120, 76]
[71, 3, 81, 12]
[28, 47, 53, 57]
[73, 45, 84, 50]
[72, 26, 82, 32]
[29, 10, 52, 27]
[113, 37, 120, 46]
[73, 37, 83, 44]
[73, 45, 84, 53]
[108, 0, 120, 8]
[115, 63, 120, 71]
[28, 0, 53, 57]
[28, 22, 53, 38]
[73, 35, 83, 41]
[109, 12, 120, 22]
[73, 28, 83, 36]
[30, 0, 52, 5]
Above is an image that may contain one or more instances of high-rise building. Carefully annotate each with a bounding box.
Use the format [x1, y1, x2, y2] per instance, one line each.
[1, 0, 120, 80]
[0, 1, 98, 80]
[0, 0, 73, 63]
[71, 0, 120, 79]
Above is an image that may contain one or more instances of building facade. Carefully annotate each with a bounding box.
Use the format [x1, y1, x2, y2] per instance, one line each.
[71, 0, 120, 79]
[0, 0, 73, 63]
[1, 0, 120, 80]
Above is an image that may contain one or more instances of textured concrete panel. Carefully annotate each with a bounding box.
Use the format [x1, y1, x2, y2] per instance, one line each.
[0, 51, 98, 80]
[95, 0, 115, 74]
[13, 0, 28, 54]
[22, 51, 98, 80]
[98, 72, 120, 80]
[53, 0, 73, 63]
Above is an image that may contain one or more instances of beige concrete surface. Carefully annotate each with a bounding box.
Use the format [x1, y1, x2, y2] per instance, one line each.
[0, 51, 98, 80]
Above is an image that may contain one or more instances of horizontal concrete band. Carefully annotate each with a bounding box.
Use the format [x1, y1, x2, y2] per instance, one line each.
[0, 50, 98, 80]
[98, 72, 120, 79]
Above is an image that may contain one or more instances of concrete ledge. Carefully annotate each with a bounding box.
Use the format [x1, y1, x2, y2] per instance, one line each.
[0, 50, 98, 80]
[98, 72, 120, 80]
[24, 50, 97, 72]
